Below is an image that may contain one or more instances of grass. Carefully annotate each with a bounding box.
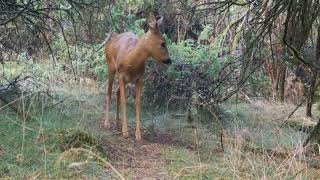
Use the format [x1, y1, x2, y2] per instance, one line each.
[1, 85, 320, 179]
[1, 61, 320, 179]
[0, 104, 103, 179]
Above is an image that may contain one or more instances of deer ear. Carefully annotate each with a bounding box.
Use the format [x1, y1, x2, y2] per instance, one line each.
[147, 13, 157, 30]
[156, 16, 163, 27]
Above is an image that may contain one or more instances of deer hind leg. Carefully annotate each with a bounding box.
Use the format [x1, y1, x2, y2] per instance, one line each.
[104, 68, 115, 128]
[119, 75, 129, 138]
[116, 87, 120, 129]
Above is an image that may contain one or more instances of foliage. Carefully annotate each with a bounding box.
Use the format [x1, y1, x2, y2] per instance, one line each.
[198, 24, 213, 43]
[246, 72, 271, 97]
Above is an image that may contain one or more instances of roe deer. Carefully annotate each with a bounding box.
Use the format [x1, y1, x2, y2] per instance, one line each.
[104, 13, 171, 141]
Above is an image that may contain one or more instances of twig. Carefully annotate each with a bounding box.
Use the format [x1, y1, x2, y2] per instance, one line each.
[96, 32, 114, 52]
[283, 98, 306, 124]
[0, 93, 32, 121]
[3, 115, 36, 132]
[0, 0, 32, 25]
[197, 95, 225, 152]
[240, 90, 253, 104]
[41, 98, 67, 112]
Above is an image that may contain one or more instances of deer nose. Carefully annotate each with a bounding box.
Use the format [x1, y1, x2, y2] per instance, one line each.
[164, 58, 172, 64]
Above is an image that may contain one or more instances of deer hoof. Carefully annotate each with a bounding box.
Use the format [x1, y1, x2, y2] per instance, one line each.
[135, 132, 141, 141]
[122, 132, 129, 138]
[135, 135, 141, 141]
[103, 121, 111, 129]
[116, 120, 120, 130]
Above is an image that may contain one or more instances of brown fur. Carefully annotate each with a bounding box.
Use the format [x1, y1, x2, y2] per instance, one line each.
[104, 14, 171, 141]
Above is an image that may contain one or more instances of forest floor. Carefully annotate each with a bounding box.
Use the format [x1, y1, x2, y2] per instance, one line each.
[89, 99, 320, 179]
[1, 84, 320, 179]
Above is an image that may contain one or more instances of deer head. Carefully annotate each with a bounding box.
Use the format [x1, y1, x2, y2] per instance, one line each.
[144, 13, 171, 64]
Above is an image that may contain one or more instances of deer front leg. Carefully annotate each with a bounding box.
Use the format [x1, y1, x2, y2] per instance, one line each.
[119, 75, 129, 138]
[135, 78, 143, 141]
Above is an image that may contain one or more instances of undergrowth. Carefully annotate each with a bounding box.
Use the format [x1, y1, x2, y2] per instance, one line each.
[0, 48, 319, 179]
[1, 82, 320, 179]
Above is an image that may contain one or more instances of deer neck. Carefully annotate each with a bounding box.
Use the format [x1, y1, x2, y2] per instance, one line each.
[124, 38, 150, 70]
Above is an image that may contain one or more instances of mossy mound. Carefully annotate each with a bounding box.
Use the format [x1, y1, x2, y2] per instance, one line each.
[56, 128, 103, 153]
[287, 117, 317, 132]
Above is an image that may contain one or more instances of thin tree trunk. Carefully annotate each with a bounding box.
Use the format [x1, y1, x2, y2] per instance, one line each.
[277, 65, 286, 102]
[306, 72, 317, 117]
[304, 118, 320, 147]
[306, 25, 320, 117]
[304, 25, 320, 146]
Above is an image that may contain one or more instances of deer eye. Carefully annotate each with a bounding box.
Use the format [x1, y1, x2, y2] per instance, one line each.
[161, 42, 166, 48]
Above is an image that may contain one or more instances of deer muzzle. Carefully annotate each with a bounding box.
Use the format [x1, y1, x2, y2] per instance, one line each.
[163, 58, 172, 64]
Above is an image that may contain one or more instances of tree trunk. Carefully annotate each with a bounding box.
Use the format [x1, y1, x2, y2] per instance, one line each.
[277, 65, 286, 102]
[306, 72, 317, 117]
[304, 25, 320, 146]
[304, 119, 320, 148]
[313, 120, 320, 145]
[306, 25, 320, 117]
